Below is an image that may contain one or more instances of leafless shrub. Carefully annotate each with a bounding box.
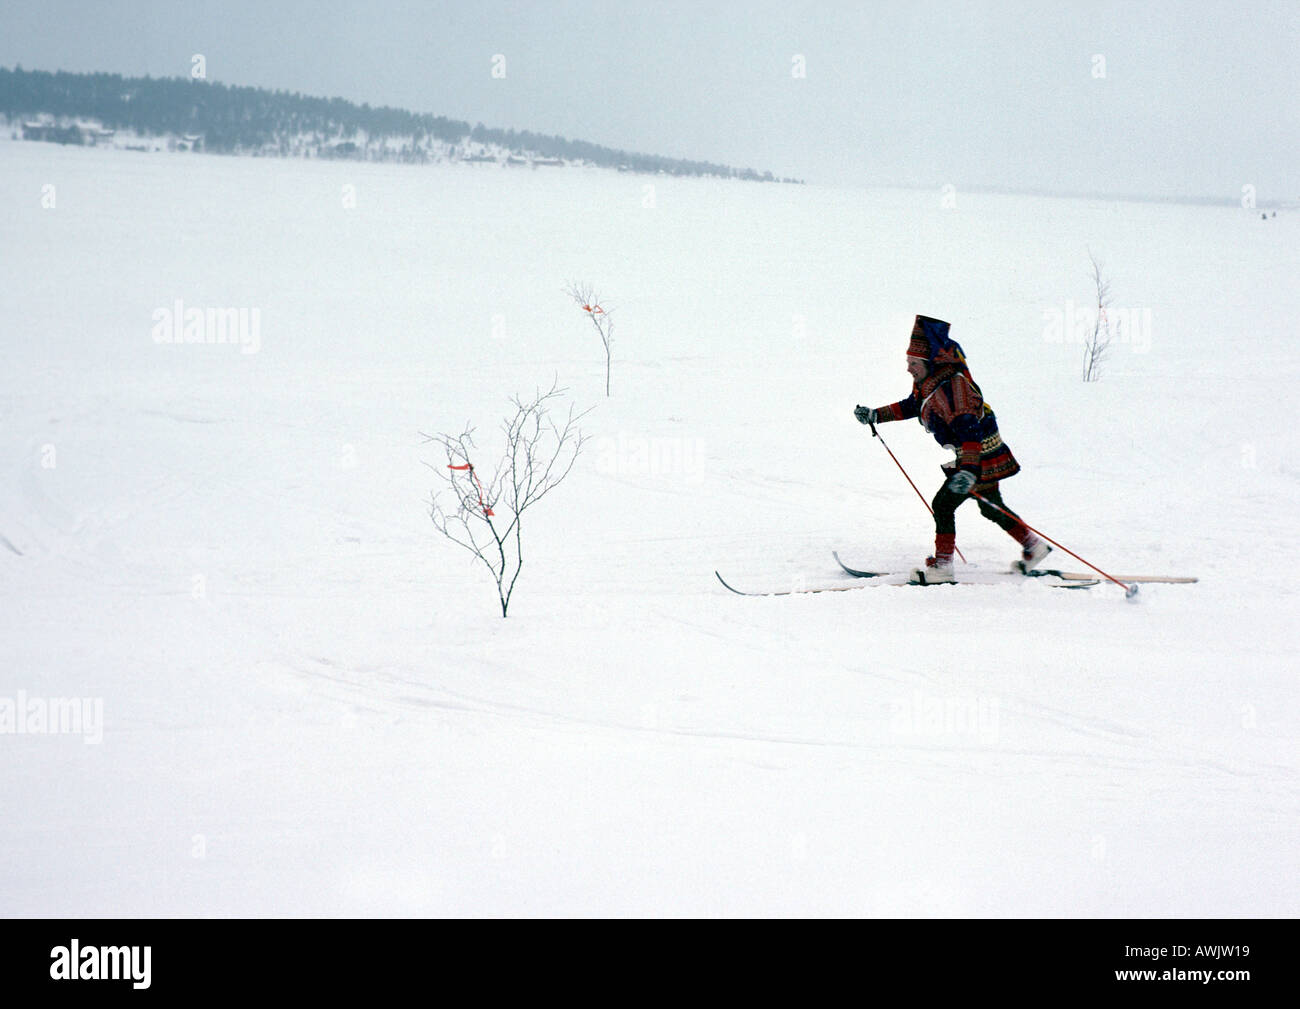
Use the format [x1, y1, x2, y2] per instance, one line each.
[565, 282, 615, 396]
[1084, 250, 1113, 382]
[424, 382, 589, 617]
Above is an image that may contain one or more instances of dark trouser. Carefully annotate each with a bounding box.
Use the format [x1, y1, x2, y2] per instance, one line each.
[931, 482, 1023, 537]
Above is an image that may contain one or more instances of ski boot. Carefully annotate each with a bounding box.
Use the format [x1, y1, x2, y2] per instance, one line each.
[1013, 535, 1052, 574]
[911, 555, 955, 585]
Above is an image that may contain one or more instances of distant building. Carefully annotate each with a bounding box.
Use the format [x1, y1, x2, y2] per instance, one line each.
[321, 140, 359, 158]
[22, 121, 84, 144]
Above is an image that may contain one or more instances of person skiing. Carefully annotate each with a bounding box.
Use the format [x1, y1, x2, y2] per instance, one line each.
[853, 315, 1050, 584]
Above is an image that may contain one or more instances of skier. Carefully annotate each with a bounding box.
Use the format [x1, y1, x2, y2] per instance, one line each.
[854, 315, 1050, 584]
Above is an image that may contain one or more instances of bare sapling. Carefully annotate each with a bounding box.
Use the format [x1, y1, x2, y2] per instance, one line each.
[1084, 250, 1114, 382]
[425, 382, 589, 616]
[565, 282, 615, 396]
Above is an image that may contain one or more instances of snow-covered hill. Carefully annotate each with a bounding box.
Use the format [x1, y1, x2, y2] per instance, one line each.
[1, 141, 1295, 916]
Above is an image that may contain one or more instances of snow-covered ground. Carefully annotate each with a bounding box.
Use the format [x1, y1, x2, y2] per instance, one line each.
[1, 141, 1296, 916]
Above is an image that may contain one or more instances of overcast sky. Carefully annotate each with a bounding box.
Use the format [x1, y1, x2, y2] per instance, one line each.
[2, 0, 1295, 200]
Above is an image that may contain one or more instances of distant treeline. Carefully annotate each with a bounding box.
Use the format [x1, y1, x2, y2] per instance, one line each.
[0, 66, 797, 181]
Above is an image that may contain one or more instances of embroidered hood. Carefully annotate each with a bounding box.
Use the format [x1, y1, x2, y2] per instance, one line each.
[907, 315, 986, 408]
[907, 315, 966, 366]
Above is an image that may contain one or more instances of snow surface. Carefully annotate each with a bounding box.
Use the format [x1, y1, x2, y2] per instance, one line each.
[1, 141, 1296, 917]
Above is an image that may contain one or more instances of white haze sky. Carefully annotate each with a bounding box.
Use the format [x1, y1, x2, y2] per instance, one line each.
[2, 0, 1295, 200]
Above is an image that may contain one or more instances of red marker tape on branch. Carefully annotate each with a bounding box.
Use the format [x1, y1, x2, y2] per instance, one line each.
[448, 462, 494, 517]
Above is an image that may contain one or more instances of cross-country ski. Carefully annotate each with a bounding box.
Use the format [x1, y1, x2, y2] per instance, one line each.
[831, 552, 1196, 586]
[716, 568, 1100, 596]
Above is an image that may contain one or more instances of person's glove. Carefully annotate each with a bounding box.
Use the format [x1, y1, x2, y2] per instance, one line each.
[946, 469, 977, 495]
[854, 405, 876, 425]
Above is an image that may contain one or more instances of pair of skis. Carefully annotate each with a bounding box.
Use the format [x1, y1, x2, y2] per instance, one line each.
[714, 552, 1197, 597]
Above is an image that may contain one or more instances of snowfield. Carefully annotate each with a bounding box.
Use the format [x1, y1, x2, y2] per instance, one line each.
[1, 140, 1296, 916]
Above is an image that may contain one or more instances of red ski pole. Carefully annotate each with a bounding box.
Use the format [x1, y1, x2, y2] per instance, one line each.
[866, 421, 968, 564]
[970, 492, 1137, 598]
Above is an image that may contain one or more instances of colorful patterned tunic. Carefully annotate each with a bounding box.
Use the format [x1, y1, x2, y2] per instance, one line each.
[875, 363, 1020, 488]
